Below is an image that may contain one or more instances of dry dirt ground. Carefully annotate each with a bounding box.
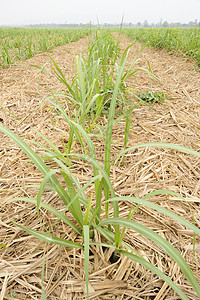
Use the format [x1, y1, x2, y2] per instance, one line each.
[0, 34, 200, 299]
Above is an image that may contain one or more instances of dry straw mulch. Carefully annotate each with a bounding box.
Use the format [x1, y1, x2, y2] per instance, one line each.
[0, 34, 200, 299]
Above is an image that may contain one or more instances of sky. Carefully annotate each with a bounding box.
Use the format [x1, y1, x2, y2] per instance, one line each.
[1, 0, 200, 25]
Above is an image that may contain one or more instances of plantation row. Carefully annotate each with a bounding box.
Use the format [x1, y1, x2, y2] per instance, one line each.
[122, 27, 200, 67]
[1, 27, 200, 68]
[1, 31, 200, 299]
[0, 27, 90, 67]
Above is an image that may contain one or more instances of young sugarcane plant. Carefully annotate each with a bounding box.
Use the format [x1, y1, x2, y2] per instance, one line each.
[1, 33, 200, 299]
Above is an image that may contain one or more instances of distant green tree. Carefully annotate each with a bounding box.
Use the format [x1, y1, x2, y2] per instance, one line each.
[162, 21, 169, 27]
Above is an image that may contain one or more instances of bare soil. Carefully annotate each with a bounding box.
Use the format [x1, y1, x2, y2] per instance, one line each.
[0, 34, 200, 299]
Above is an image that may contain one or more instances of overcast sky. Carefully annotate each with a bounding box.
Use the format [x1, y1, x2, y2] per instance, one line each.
[1, 0, 200, 25]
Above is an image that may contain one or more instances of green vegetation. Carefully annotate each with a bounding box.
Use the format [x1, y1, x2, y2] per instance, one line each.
[2, 26, 200, 68]
[0, 27, 90, 67]
[138, 91, 166, 104]
[6, 292, 17, 299]
[122, 27, 200, 67]
[1, 30, 200, 299]
[48, 30, 123, 128]
[44, 30, 143, 136]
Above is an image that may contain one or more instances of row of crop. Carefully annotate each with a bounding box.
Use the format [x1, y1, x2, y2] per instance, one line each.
[1, 30, 200, 299]
[0, 27, 90, 67]
[122, 27, 200, 67]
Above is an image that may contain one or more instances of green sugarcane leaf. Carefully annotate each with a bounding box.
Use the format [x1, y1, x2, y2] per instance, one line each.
[100, 218, 200, 298]
[0, 125, 83, 225]
[83, 225, 90, 299]
[4, 197, 81, 235]
[13, 221, 83, 248]
[106, 194, 200, 236]
[120, 249, 189, 300]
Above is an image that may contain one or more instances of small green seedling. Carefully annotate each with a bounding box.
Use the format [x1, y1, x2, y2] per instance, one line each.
[6, 291, 17, 299]
[138, 91, 166, 104]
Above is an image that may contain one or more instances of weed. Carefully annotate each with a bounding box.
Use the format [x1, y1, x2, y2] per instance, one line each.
[138, 91, 165, 103]
[6, 291, 17, 299]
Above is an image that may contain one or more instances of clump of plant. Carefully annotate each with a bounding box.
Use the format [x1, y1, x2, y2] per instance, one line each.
[49, 30, 123, 117]
[1, 31, 200, 300]
[138, 91, 166, 104]
[46, 30, 160, 147]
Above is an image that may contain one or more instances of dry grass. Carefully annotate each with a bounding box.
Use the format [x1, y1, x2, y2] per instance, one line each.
[0, 34, 200, 299]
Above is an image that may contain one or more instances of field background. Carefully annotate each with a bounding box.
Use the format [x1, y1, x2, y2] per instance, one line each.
[122, 27, 200, 67]
[1, 27, 200, 68]
[0, 28, 90, 67]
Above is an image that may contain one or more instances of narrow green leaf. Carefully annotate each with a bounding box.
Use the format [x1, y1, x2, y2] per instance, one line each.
[0, 125, 82, 226]
[118, 204, 140, 246]
[68, 153, 115, 197]
[119, 250, 189, 300]
[100, 218, 200, 297]
[106, 195, 200, 236]
[83, 225, 90, 300]
[5, 197, 82, 235]
[61, 171, 83, 227]
[118, 142, 200, 159]
[37, 169, 60, 216]
[41, 254, 47, 300]
[13, 221, 83, 248]
[83, 193, 93, 226]
[123, 109, 132, 163]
